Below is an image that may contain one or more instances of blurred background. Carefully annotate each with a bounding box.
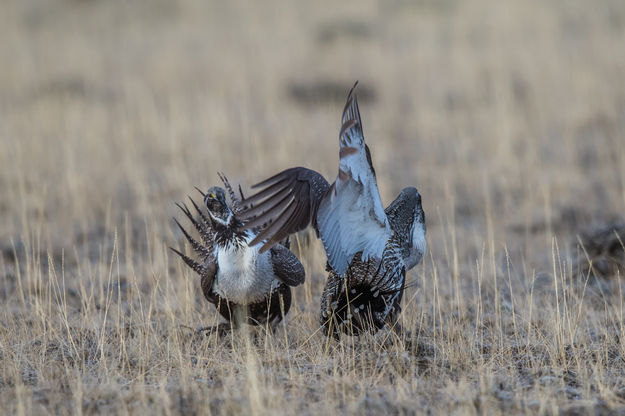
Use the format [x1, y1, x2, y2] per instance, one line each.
[1, 0, 624, 251]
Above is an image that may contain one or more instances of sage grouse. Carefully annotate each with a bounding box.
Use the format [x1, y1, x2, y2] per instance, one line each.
[238, 83, 426, 339]
[171, 174, 305, 334]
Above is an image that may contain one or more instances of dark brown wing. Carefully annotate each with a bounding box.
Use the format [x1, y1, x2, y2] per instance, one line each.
[238, 167, 330, 253]
[270, 244, 305, 286]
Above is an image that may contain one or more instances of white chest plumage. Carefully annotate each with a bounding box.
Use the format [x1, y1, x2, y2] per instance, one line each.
[404, 221, 426, 271]
[212, 242, 277, 304]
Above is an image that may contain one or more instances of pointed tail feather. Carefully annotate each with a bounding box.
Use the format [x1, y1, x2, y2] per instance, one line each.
[169, 247, 204, 275]
[218, 172, 243, 214]
[173, 218, 212, 260]
[176, 201, 213, 247]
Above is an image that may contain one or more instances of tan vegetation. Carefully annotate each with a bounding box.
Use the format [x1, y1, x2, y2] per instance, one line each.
[1, 0, 625, 414]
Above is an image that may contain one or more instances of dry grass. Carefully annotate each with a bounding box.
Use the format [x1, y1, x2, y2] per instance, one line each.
[2, 0, 625, 414]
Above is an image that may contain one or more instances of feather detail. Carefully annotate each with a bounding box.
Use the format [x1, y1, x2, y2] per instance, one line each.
[173, 218, 212, 260]
[218, 172, 243, 215]
[169, 247, 205, 275]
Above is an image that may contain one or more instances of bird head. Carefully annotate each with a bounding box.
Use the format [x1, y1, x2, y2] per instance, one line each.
[386, 187, 426, 270]
[204, 187, 233, 225]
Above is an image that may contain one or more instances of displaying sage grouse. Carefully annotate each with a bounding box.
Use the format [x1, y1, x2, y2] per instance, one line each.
[238, 82, 426, 339]
[171, 173, 305, 334]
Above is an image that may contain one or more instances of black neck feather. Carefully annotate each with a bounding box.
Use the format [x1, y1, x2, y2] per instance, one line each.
[212, 217, 247, 249]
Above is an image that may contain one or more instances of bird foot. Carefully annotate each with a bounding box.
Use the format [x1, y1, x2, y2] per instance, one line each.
[196, 323, 232, 337]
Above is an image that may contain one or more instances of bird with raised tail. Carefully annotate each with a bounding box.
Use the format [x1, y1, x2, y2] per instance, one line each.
[171, 174, 305, 335]
[238, 82, 426, 339]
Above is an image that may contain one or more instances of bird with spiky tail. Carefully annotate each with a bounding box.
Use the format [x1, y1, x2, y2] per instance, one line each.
[171, 173, 305, 334]
[237, 82, 426, 340]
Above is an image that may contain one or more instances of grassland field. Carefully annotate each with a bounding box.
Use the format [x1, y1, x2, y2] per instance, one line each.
[1, 0, 625, 414]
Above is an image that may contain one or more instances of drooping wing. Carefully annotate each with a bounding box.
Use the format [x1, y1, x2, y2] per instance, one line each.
[269, 244, 305, 286]
[238, 167, 331, 252]
[316, 82, 391, 276]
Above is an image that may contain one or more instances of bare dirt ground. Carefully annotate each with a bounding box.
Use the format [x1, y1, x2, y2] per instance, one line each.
[1, 0, 625, 414]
